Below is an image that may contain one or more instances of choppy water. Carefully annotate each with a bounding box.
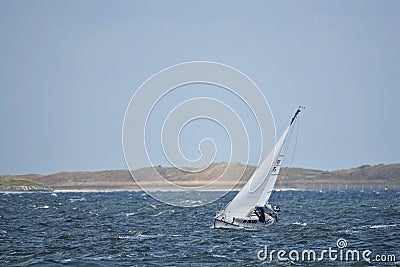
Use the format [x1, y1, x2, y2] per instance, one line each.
[0, 190, 399, 266]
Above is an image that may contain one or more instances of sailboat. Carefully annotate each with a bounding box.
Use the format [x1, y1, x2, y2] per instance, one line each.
[213, 107, 303, 229]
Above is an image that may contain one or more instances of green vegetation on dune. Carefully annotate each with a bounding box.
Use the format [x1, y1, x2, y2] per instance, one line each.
[276, 164, 399, 190]
[0, 176, 51, 191]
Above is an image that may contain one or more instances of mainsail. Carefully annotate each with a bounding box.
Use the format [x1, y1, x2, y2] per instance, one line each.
[221, 108, 300, 219]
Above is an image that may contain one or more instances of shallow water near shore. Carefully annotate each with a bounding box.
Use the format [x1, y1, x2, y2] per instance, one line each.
[1, 190, 399, 266]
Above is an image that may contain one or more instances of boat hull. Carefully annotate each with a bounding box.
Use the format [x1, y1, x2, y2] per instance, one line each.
[213, 216, 275, 229]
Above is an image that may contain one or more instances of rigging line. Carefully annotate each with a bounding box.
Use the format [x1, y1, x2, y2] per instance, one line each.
[286, 114, 300, 182]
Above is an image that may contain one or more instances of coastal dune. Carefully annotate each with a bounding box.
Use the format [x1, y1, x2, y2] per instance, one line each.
[1, 163, 399, 192]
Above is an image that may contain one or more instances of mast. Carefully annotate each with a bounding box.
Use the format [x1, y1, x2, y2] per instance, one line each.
[290, 106, 304, 125]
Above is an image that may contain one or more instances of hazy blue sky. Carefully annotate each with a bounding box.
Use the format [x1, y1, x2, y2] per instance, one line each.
[1, 1, 399, 174]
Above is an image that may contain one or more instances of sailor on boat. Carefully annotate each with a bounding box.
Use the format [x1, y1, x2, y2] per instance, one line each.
[254, 207, 266, 223]
[273, 205, 281, 212]
[253, 206, 279, 224]
[265, 204, 280, 222]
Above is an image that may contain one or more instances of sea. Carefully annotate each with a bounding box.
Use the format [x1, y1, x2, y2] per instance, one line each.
[0, 190, 399, 266]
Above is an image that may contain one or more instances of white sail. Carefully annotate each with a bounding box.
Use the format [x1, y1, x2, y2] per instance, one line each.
[256, 153, 284, 207]
[221, 125, 291, 219]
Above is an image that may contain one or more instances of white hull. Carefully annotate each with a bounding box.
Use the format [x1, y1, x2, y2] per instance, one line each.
[213, 214, 275, 229]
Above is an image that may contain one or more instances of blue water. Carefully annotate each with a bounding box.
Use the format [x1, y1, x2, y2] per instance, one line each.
[0, 190, 399, 266]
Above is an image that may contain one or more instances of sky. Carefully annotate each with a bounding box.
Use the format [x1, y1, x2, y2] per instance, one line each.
[1, 1, 399, 174]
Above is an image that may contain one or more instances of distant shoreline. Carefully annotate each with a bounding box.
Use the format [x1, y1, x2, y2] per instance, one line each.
[50, 187, 306, 193]
[1, 162, 399, 192]
[1, 187, 396, 194]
